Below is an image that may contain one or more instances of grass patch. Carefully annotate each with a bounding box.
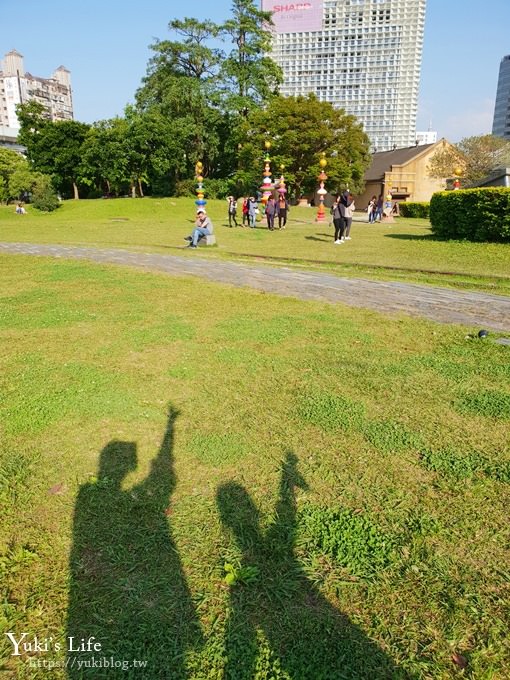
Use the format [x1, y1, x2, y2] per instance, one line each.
[421, 447, 510, 483]
[299, 504, 396, 578]
[1, 254, 509, 678]
[297, 391, 366, 432]
[455, 389, 510, 419]
[189, 432, 248, 466]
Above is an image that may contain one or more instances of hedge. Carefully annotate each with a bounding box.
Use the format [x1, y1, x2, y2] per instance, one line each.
[399, 202, 430, 219]
[430, 187, 510, 242]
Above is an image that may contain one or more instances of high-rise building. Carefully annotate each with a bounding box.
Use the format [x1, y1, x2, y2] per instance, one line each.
[492, 55, 510, 140]
[0, 49, 73, 134]
[262, 0, 426, 152]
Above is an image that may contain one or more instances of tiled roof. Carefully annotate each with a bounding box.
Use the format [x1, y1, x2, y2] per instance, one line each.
[365, 143, 436, 181]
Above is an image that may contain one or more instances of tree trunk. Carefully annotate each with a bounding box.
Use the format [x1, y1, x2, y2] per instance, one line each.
[72, 182, 79, 200]
[137, 178, 144, 198]
[130, 183, 136, 199]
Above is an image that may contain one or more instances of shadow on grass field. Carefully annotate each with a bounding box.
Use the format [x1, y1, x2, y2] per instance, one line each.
[67, 408, 204, 677]
[216, 453, 409, 680]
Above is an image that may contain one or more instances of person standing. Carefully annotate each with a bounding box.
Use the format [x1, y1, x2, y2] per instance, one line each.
[241, 197, 249, 226]
[276, 194, 289, 229]
[367, 195, 376, 223]
[331, 194, 345, 244]
[184, 209, 214, 248]
[227, 196, 238, 227]
[342, 193, 355, 240]
[374, 194, 383, 222]
[265, 196, 276, 231]
[248, 197, 257, 228]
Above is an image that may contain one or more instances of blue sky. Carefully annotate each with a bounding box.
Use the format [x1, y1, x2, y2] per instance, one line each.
[0, 0, 508, 142]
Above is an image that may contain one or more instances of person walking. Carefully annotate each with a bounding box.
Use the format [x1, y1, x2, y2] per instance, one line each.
[276, 194, 289, 229]
[184, 209, 214, 248]
[331, 194, 345, 244]
[227, 196, 238, 227]
[265, 196, 276, 231]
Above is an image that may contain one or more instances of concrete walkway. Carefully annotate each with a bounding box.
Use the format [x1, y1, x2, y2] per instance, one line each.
[1, 242, 509, 331]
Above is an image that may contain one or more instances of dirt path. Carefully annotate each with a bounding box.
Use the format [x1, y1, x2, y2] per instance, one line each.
[1, 242, 509, 331]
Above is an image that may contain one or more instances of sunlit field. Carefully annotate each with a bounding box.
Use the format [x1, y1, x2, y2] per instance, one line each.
[1, 252, 509, 678]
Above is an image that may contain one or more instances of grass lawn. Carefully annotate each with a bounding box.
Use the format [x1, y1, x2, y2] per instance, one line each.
[1, 253, 509, 678]
[1, 197, 509, 295]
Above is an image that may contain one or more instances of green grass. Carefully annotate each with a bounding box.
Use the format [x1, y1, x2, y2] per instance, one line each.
[1, 197, 509, 294]
[1, 254, 509, 678]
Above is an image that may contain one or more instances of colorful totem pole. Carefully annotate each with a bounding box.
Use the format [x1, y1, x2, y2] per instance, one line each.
[277, 165, 287, 201]
[315, 153, 328, 222]
[260, 140, 274, 207]
[195, 161, 206, 210]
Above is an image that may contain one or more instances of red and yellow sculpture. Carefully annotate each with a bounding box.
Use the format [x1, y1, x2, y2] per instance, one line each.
[315, 153, 328, 222]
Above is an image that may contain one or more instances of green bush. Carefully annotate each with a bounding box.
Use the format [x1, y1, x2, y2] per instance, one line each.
[31, 179, 60, 212]
[399, 201, 430, 219]
[430, 187, 510, 242]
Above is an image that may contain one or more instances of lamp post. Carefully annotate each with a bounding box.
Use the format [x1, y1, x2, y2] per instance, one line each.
[259, 140, 274, 207]
[315, 152, 328, 222]
[195, 161, 206, 211]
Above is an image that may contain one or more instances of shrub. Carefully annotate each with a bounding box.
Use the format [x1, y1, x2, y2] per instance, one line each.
[430, 187, 510, 242]
[399, 201, 430, 219]
[31, 177, 60, 212]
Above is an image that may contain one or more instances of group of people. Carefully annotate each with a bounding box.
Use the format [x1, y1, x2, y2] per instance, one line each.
[367, 194, 399, 222]
[227, 195, 289, 231]
[185, 190, 364, 249]
[331, 191, 355, 244]
[227, 196, 258, 228]
[263, 194, 290, 231]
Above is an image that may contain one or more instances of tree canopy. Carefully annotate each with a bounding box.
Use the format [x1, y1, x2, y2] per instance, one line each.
[428, 135, 510, 186]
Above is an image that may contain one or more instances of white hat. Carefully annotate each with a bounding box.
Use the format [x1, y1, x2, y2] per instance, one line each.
[196, 208, 206, 214]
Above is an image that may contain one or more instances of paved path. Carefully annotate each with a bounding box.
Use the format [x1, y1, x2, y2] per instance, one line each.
[1, 242, 509, 331]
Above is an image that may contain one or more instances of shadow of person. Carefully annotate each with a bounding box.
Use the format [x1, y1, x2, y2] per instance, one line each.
[217, 453, 412, 680]
[67, 408, 202, 678]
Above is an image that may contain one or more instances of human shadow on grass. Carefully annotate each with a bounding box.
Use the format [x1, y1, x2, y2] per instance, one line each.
[67, 408, 203, 678]
[217, 453, 412, 680]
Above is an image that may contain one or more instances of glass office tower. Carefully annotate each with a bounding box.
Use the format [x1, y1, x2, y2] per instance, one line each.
[262, 0, 426, 151]
[492, 55, 510, 140]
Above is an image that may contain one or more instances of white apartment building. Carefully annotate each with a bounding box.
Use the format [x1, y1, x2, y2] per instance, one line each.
[262, 0, 426, 151]
[0, 49, 73, 136]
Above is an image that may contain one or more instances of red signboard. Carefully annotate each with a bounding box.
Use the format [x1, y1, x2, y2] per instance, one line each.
[261, 1, 324, 33]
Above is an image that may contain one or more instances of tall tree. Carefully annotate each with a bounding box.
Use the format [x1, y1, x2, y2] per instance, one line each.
[16, 103, 89, 199]
[220, 0, 282, 115]
[236, 94, 371, 199]
[136, 18, 223, 177]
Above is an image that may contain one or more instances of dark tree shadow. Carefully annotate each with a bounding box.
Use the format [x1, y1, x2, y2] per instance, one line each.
[67, 408, 203, 678]
[305, 235, 332, 243]
[384, 233, 444, 242]
[217, 453, 412, 680]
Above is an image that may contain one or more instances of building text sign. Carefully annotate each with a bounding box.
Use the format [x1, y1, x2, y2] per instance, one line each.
[261, 1, 324, 33]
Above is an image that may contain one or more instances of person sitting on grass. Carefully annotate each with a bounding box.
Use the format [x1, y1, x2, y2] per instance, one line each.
[184, 209, 214, 248]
